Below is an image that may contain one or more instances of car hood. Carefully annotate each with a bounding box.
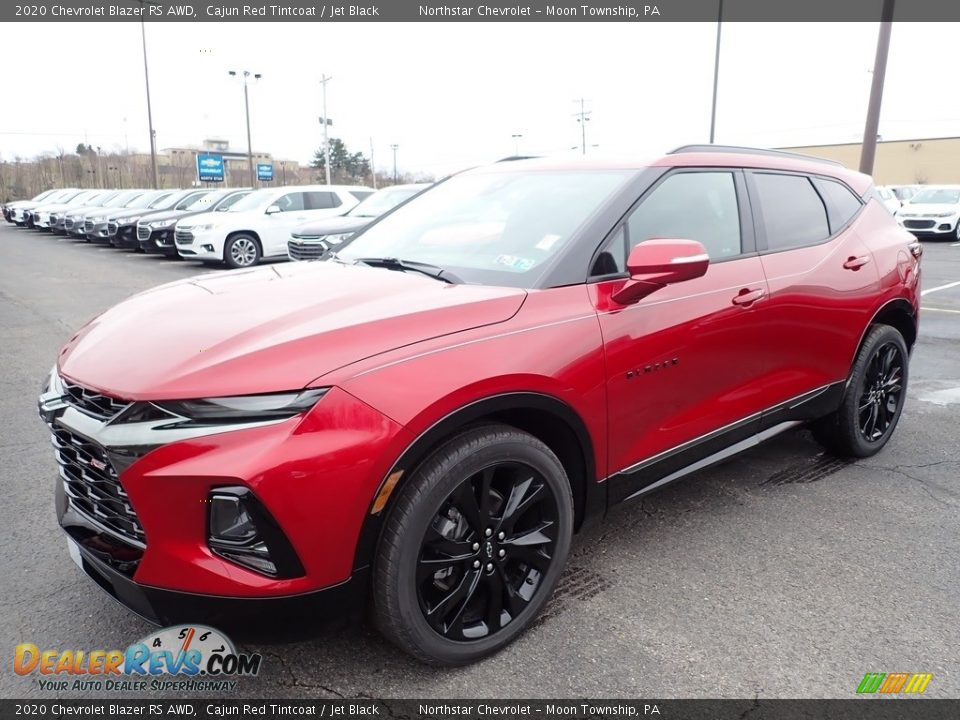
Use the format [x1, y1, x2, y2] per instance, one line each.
[178, 210, 256, 229]
[108, 207, 156, 222]
[58, 261, 527, 400]
[34, 202, 77, 214]
[898, 203, 960, 215]
[292, 216, 370, 237]
[66, 205, 110, 217]
[143, 208, 202, 223]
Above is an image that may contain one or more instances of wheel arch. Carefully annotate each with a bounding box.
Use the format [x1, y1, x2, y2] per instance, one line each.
[225, 229, 263, 252]
[859, 298, 917, 359]
[351, 392, 605, 574]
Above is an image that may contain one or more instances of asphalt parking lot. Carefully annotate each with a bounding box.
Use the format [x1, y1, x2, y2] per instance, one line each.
[0, 224, 957, 700]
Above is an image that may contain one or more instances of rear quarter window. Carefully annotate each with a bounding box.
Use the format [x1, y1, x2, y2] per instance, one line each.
[812, 177, 863, 232]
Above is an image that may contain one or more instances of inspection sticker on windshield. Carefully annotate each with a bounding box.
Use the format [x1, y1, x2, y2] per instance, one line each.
[495, 255, 535, 272]
[535, 234, 562, 251]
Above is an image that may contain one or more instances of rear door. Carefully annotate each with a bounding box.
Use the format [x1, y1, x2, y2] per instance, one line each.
[591, 168, 771, 500]
[746, 171, 880, 420]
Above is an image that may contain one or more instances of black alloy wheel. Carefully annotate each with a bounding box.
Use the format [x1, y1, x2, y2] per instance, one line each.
[813, 324, 909, 458]
[373, 425, 573, 665]
[857, 341, 905, 443]
[417, 461, 559, 641]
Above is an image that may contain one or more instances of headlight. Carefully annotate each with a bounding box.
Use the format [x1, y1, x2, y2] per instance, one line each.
[323, 233, 354, 245]
[125, 215, 141, 224]
[151, 218, 176, 228]
[154, 388, 328, 424]
[190, 223, 218, 232]
[41, 366, 64, 395]
[934, 211, 957, 218]
[90, 215, 105, 222]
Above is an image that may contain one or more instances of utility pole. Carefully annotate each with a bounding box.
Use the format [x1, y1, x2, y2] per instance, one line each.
[229, 70, 261, 187]
[137, 1, 160, 189]
[511, 133, 523, 156]
[709, 0, 723, 143]
[573, 99, 592, 155]
[319, 74, 333, 185]
[860, 0, 895, 175]
[390, 144, 399, 184]
[370, 137, 377, 189]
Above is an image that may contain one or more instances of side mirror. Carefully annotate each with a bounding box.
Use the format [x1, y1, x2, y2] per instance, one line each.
[265, 204, 281, 215]
[611, 238, 710, 305]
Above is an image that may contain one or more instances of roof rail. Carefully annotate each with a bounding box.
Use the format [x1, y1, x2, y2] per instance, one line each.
[668, 144, 845, 168]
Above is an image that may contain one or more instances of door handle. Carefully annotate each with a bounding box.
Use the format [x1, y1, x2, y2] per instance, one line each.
[843, 255, 871, 270]
[731, 287, 765, 306]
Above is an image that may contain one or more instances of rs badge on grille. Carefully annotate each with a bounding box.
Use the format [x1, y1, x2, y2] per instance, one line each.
[89, 458, 107, 471]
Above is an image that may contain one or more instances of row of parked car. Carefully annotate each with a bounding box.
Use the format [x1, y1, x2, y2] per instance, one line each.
[1, 182, 430, 268]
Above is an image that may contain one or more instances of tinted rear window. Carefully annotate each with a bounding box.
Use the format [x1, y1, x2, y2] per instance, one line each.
[753, 173, 830, 251]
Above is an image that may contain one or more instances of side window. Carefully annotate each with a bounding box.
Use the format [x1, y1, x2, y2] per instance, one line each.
[591, 172, 741, 277]
[304, 191, 342, 210]
[275, 193, 305, 212]
[812, 177, 863, 232]
[753, 173, 829, 251]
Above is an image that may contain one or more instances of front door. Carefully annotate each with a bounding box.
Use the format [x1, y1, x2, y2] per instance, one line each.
[589, 169, 771, 502]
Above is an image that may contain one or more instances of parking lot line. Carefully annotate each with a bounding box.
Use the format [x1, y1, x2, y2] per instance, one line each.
[921, 279, 960, 296]
[922, 306, 960, 314]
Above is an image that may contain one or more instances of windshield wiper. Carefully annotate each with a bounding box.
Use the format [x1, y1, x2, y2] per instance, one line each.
[352, 257, 459, 284]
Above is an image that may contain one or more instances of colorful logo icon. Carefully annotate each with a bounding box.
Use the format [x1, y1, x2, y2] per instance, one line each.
[857, 672, 932, 694]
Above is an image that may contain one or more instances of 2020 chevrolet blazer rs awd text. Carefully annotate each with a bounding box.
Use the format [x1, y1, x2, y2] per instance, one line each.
[38, 147, 922, 665]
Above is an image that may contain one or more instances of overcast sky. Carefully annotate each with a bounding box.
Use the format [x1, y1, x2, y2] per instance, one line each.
[2, 21, 960, 176]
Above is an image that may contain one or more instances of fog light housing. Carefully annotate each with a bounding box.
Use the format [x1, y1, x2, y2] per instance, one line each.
[202, 244, 214, 252]
[208, 487, 304, 578]
[938, 223, 951, 231]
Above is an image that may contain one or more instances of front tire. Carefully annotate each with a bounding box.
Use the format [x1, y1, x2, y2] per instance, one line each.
[224, 233, 261, 269]
[813, 324, 909, 458]
[373, 425, 573, 666]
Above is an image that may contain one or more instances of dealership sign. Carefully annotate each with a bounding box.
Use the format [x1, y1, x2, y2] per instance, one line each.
[257, 163, 274, 181]
[197, 154, 225, 182]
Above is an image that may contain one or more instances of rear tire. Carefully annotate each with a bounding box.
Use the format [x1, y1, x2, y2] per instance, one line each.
[373, 425, 573, 666]
[812, 324, 908, 458]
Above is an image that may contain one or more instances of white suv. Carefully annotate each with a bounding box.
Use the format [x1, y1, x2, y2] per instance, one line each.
[174, 185, 373, 268]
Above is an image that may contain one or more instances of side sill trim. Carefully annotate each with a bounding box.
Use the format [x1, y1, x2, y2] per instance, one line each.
[622, 421, 802, 502]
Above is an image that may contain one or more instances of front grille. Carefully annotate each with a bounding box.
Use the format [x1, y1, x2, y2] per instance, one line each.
[65, 218, 76, 230]
[52, 425, 146, 547]
[61, 378, 130, 421]
[288, 239, 326, 261]
[137, 225, 150, 240]
[50, 214, 60, 225]
[904, 220, 935, 230]
[107, 222, 118, 235]
[84, 220, 95, 233]
[175, 228, 194, 245]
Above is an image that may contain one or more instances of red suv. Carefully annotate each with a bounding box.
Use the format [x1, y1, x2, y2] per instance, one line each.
[39, 146, 922, 665]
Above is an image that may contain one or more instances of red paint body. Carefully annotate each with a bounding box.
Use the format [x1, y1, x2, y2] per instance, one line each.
[51, 151, 921, 600]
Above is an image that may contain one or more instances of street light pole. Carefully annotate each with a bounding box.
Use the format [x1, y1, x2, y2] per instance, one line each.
[229, 70, 261, 187]
[573, 99, 591, 155]
[320, 74, 333, 185]
[860, 0, 895, 175]
[390, 144, 399, 184]
[709, 0, 723, 144]
[370, 137, 377, 189]
[511, 133, 523, 156]
[137, 1, 160, 189]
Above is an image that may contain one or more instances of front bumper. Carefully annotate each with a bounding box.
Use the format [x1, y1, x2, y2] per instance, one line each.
[897, 216, 959, 237]
[32, 212, 52, 229]
[86, 220, 114, 241]
[139, 227, 177, 254]
[113, 222, 140, 248]
[39, 381, 409, 615]
[175, 228, 223, 259]
[69, 535, 367, 628]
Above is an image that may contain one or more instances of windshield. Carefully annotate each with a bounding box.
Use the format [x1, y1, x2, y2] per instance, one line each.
[215, 191, 250, 211]
[177, 191, 212, 210]
[225, 190, 273, 212]
[347, 186, 426, 217]
[103, 191, 140, 208]
[338, 170, 632, 287]
[909, 188, 960, 205]
[147, 192, 177, 209]
[66, 191, 99, 205]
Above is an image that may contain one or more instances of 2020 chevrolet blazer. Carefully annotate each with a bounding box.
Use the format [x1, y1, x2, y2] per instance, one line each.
[38, 147, 922, 666]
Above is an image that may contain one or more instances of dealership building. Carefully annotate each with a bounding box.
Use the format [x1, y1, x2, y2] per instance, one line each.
[160, 138, 304, 187]
[779, 136, 960, 185]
